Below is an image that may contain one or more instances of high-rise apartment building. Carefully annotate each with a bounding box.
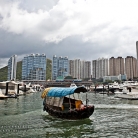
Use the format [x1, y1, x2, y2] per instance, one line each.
[22, 54, 46, 80]
[52, 55, 69, 80]
[8, 55, 17, 80]
[92, 58, 108, 79]
[80, 60, 91, 79]
[69, 59, 91, 79]
[84, 61, 91, 79]
[69, 60, 75, 77]
[80, 60, 85, 79]
[109, 57, 124, 76]
[125, 56, 138, 80]
[116, 57, 124, 75]
[136, 41, 138, 60]
[92, 60, 97, 79]
[74, 59, 81, 79]
[69, 59, 81, 79]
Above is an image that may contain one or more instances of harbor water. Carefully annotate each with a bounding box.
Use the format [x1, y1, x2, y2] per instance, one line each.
[0, 92, 138, 138]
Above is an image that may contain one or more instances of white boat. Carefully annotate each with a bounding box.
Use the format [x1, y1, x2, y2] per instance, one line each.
[0, 89, 9, 99]
[99, 91, 108, 94]
[107, 82, 122, 93]
[0, 81, 23, 96]
[19, 83, 36, 93]
[122, 81, 138, 88]
[89, 85, 95, 91]
[32, 84, 44, 92]
[114, 91, 123, 94]
[94, 85, 106, 92]
[114, 86, 138, 100]
[70, 82, 77, 88]
[115, 93, 138, 100]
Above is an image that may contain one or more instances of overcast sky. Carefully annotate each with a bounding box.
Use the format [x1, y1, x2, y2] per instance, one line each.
[0, 0, 138, 68]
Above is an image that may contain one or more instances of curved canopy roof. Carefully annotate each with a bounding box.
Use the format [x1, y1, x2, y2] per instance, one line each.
[41, 86, 87, 98]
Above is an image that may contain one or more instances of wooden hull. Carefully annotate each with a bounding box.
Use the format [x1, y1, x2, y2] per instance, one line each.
[43, 105, 94, 120]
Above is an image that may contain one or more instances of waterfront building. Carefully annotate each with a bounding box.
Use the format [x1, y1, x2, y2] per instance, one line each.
[69, 60, 75, 77]
[69, 59, 81, 79]
[125, 56, 138, 80]
[84, 61, 91, 79]
[103, 74, 127, 82]
[92, 58, 108, 79]
[80, 61, 91, 79]
[22, 54, 46, 80]
[109, 57, 124, 76]
[74, 59, 81, 79]
[136, 41, 138, 61]
[52, 55, 69, 80]
[7, 55, 17, 80]
[80, 60, 85, 79]
[136, 41, 138, 75]
[69, 59, 91, 79]
[92, 60, 97, 79]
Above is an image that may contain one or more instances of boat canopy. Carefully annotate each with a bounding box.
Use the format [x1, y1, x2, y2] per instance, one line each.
[41, 86, 87, 98]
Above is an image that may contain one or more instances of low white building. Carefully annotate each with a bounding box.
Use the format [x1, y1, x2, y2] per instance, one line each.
[103, 74, 127, 82]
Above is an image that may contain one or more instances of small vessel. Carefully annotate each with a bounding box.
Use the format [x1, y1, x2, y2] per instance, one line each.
[89, 85, 95, 92]
[0, 81, 21, 97]
[19, 82, 36, 94]
[0, 89, 8, 99]
[32, 84, 44, 92]
[70, 82, 77, 87]
[114, 86, 138, 100]
[41, 86, 94, 120]
[107, 82, 122, 93]
[94, 85, 106, 92]
[115, 92, 138, 100]
[123, 81, 138, 88]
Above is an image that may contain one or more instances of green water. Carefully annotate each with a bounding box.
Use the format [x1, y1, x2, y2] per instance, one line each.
[0, 92, 138, 138]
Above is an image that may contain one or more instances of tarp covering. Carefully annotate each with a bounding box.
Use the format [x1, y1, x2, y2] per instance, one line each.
[47, 87, 76, 97]
[41, 87, 51, 98]
[41, 86, 87, 98]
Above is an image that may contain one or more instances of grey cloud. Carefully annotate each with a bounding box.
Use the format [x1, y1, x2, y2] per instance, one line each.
[0, 0, 138, 68]
[0, 29, 42, 57]
[19, 0, 59, 12]
[38, 14, 67, 33]
[1, 0, 59, 12]
[0, 29, 137, 68]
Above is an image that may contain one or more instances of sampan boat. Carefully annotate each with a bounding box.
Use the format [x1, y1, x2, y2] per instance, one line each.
[41, 86, 94, 120]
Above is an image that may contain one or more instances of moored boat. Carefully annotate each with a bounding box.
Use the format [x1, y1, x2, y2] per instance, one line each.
[0, 81, 21, 97]
[114, 86, 138, 100]
[94, 85, 106, 92]
[70, 82, 77, 88]
[41, 86, 94, 120]
[115, 93, 138, 100]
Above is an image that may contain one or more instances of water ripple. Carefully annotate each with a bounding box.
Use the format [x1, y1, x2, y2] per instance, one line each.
[0, 92, 138, 137]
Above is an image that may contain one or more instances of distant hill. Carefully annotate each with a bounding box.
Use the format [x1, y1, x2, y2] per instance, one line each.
[0, 59, 52, 81]
[0, 66, 8, 81]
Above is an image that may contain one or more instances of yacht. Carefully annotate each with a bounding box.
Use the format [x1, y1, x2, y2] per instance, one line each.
[122, 81, 138, 88]
[70, 82, 77, 88]
[94, 84, 106, 92]
[106, 82, 123, 93]
[0, 80, 23, 96]
[114, 86, 138, 99]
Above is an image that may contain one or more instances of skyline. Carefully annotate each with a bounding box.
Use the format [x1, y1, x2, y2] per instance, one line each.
[0, 53, 137, 70]
[0, 0, 138, 68]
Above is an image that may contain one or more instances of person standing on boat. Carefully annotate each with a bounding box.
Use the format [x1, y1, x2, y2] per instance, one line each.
[127, 87, 131, 92]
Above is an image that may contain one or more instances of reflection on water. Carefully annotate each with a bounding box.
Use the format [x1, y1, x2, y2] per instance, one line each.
[0, 92, 138, 138]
